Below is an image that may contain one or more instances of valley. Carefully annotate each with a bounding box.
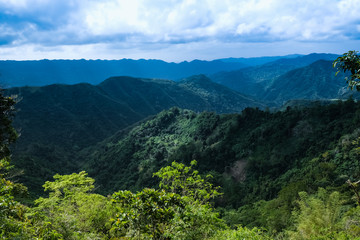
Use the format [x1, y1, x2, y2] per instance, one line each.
[2, 52, 360, 239]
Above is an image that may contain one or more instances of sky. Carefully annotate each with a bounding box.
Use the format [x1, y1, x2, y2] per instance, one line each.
[0, 0, 359, 62]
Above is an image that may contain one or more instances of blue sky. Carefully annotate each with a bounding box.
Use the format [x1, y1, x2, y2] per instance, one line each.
[0, 0, 359, 62]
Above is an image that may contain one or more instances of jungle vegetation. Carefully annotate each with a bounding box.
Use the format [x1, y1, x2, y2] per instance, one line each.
[1, 50, 360, 239]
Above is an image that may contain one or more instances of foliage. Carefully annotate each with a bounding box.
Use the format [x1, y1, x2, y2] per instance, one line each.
[78, 99, 360, 211]
[111, 161, 225, 239]
[4, 98, 358, 239]
[111, 188, 183, 239]
[0, 158, 33, 239]
[9, 74, 263, 197]
[209, 226, 272, 240]
[6, 58, 360, 239]
[30, 171, 116, 239]
[0, 90, 34, 239]
[287, 188, 348, 239]
[0, 89, 17, 160]
[154, 160, 225, 239]
[153, 160, 222, 204]
[333, 50, 360, 90]
[264, 60, 348, 105]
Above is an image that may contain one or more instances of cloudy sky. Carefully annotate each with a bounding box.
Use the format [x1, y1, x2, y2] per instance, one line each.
[0, 0, 359, 62]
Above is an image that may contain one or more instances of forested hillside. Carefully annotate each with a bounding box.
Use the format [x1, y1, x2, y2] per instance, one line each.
[4, 98, 360, 239]
[210, 58, 359, 106]
[79, 100, 360, 203]
[210, 53, 339, 98]
[2, 51, 360, 239]
[262, 60, 356, 104]
[7, 75, 263, 194]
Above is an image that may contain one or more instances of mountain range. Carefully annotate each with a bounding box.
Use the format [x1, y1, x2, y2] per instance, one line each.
[4, 52, 357, 196]
[0, 53, 338, 88]
[210, 53, 342, 99]
[261, 60, 353, 105]
[8, 75, 262, 149]
[6, 75, 263, 194]
[0, 59, 248, 87]
[4, 52, 360, 238]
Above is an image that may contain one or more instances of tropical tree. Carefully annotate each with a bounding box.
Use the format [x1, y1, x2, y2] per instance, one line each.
[333, 50, 360, 91]
[111, 160, 225, 239]
[286, 188, 351, 239]
[31, 171, 116, 239]
[0, 88, 33, 239]
[0, 89, 17, 160]
[111, 188, 184, 239]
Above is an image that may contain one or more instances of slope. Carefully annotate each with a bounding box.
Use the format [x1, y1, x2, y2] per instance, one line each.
[80, 100, 360, 208]
[210, 53, 339, 98]
[178, 75, 266, 112]
[7, 76, 263, 194]
[263, 60, 355, 105]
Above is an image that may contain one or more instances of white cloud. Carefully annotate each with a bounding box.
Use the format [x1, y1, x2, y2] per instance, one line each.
[77, 0, 360, 43]
[0, 0, 359, 60]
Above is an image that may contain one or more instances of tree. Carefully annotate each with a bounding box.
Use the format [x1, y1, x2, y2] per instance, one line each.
[153, 160, 225, 239]
[209, 226, 271, 240]
[0, 89, 34, 239]
[111, 161, 225, 239]
[153, 160, 222, 204]
[0, 89, 17, 160]
[333, 50, 360, 91]
[286, 188, 350, 239]
[31, 171, 116, 239]
[111, 188, 184, 239]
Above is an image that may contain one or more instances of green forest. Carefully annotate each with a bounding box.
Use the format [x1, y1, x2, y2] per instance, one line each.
[1, 51, 360, 239]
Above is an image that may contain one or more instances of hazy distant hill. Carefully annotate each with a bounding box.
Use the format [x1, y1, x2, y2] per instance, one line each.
[178, 75, 265, 112]
[262, 60, 356, 105]
[0, 53, 338, 88]
[219, 54, 302, 66]
[210, 53, 340, 98]
[0, 59, 247, 87]
[6, 75, 263, 193]
[210, 70, 262, 97]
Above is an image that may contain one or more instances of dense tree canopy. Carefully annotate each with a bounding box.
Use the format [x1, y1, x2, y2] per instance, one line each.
[0, 89, 31, 238]
[0, 89, 17, 160]
[3, 51, 360, 238]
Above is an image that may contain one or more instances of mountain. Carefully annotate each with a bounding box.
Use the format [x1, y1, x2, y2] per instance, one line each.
[0, 59, 248, 87]
[7, 75, 264, 151]
[8, 75, 263, 151]
[178, 75, 266, 112]
[247, 53, 339, 87]
[6, 75, 263, 194]
[262, 60, 356, 105]
[0, 53, 338, 88]
[209, 70, 262, 97]
[210, 53, 340, 98]
[77, 100, 360, 207]
[219, 54, 302, 66]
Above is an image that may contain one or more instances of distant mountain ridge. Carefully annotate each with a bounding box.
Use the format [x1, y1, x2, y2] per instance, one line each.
[210, 53, 340, 97]
[0, 53, 338, 88]
[219, 54, 302, 66]
[210, 54, 357, 105]
[262, 60, 353, 105]
[0, 59, 248, 87]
